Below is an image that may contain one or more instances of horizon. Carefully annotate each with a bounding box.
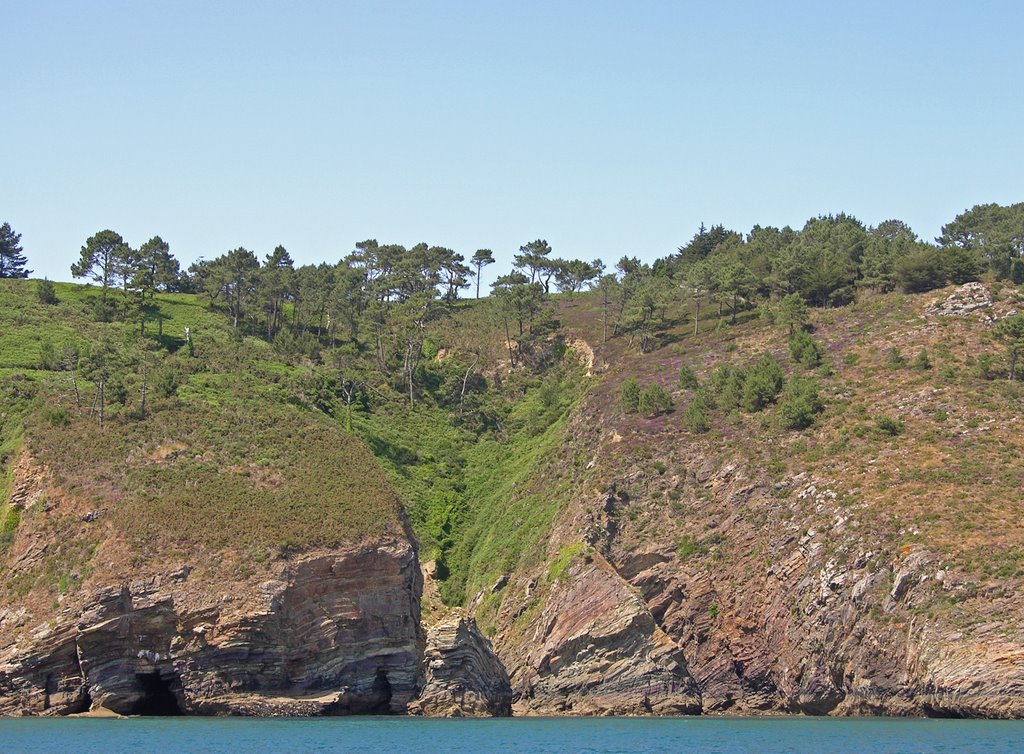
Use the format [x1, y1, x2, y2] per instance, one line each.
[4, 1, 1022, 286]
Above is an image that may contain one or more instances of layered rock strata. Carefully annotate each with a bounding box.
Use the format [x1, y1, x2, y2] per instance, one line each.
[0, 542, 423, 716]
[411, 617, 512, 717]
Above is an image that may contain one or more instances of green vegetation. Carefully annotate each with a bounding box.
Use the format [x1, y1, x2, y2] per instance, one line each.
[2, 198, 1022, 611]
[779, 377, 824, 430]
[789, 331, 823, 368]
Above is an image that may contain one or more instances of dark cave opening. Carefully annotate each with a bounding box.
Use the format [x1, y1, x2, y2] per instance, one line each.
[128, 672, 183, 716]
[367, 668, 393, 714]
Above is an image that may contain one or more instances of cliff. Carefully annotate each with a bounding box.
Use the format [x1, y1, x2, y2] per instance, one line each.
[450, 284, 1024, 718]
[0, 451, 425, 716]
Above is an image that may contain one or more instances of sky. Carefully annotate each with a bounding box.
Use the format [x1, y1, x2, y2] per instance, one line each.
[3, 0, 1023, 286]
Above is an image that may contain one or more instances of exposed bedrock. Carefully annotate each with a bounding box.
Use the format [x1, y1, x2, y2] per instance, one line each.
[507, 554, 701, 716]
[0, 541, 423, 716]
[488, 458, 1024, 719]
[410, 617, 512, 717]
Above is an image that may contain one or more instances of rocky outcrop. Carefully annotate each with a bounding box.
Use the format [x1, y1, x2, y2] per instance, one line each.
[410, 617, 511, 717]
[480, 425, 1024, 718]
[507, 554, 700, 715]
[0, 541, 423, 716]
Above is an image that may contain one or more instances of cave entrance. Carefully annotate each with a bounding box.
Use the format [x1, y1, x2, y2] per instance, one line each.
[129, 672, 183, 716]
[366, 668, 393, 714]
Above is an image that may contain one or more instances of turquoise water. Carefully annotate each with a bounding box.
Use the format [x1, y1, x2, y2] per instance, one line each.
[1, 717, 1022, 754]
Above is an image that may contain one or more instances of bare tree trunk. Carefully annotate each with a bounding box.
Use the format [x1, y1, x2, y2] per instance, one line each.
[459, 359, 477, 416]
[98, 382, 105, 429]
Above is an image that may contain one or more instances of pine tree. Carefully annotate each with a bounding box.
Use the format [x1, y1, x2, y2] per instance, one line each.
[0, 222, 31, 278]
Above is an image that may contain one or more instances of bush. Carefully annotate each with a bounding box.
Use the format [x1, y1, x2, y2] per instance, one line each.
[875, 415, 904, 436]
[886, 347, 907, 369]
[40, 404, 70, 427]
[973, 353, 997, 380]
[638, 383, 673, 417]
[684, 389, 714, 433]
[36, 278, 58, 305]
[620, 378, 641, 413]
[153, 369, 180, 399]
[789, 331, 823, 368]
[741, 354, 784, 412]
[717, 368, 746, 411]
[778, 376, 824, 429]
[678, 364, 699, 390]
[39, 339, 59, 371]
[913, 348, 932, 371]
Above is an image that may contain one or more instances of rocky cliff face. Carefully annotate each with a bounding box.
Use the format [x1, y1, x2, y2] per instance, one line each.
[0, 542, 423, 716]
[410, 617, 511, 717]
[478, 437, 1024, 718]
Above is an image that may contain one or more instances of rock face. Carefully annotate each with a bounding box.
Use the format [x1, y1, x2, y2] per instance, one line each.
[0, 541, 423, 716]
[484, 448, 1024, 719]
[411, 617, 511, 717]
[510, 554, 700, 715]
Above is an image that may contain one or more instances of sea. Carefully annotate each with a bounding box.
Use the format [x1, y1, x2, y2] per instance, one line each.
[1, 717, 1022, 754]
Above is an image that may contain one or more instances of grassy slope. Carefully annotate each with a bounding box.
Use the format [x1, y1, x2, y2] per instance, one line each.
[0, 279, 404, 603]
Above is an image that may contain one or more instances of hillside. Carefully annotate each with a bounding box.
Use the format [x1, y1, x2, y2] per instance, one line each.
[1, 263, 1023, 717]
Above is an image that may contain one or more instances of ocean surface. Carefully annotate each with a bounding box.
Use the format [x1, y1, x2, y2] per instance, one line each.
[1, 717, 1022, 754]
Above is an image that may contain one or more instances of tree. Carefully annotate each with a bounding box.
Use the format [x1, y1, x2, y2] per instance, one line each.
[0, 222, 31, 278]
[595, 273, 619, 342]
[994, 313, 1024, 382]
[514, 239, 553, 285]
[894, 247, 946, 293]
[685, 260, 715, 336]
[938, 202, 1024, 280]
[554, 258, 603, 297]
[136, 236, 180, 297]
[437, 248, 470, 303]
[638, 383, 673, 416]
[779, 376, 824, 429]
[620, 378, 641, 413]
[778, 293, 808, 336]
[470, 249, 495, 299]
[72, 229, 126, 308]
[206, 248, 261, 328]
[717, 261, 755, 324]
[261, 245, 295, 337]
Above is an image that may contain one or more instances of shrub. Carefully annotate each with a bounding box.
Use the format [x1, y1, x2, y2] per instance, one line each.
[741, 354, 784, 412]
[886, 347, 907, 369]
[153, 369, 180, 399]
[875, 415, 904, 436]
[638, 383, 673, 417]
[972, 353, 997, 380]
[620, 378, 641, 413]
[913, 348, 932, 371]
[778, 376, 824, 429]
[40, 404, 70, 427]
[789, 331, 823, 368]
[36, 278, 58, 305]
[717, 368, 746, 411]
[678, 364, 699, 390]
[684, 388, 714, 433]
[39, 339, 59, 371]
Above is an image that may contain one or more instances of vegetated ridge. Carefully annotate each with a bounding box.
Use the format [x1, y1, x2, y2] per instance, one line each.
[0, 203, 1023, 717]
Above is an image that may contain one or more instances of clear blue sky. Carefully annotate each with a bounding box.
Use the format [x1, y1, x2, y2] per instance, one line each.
[4, 1, 1022, 286]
